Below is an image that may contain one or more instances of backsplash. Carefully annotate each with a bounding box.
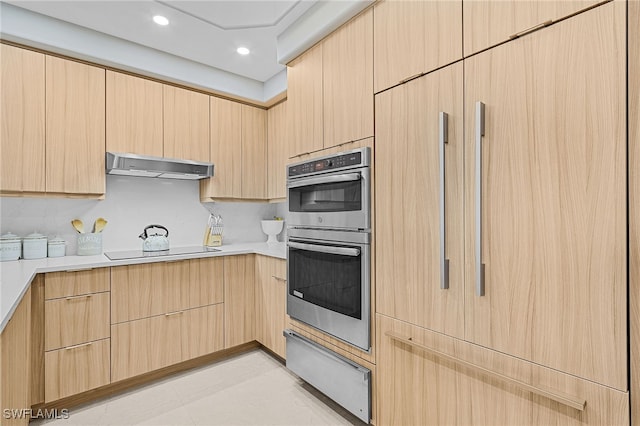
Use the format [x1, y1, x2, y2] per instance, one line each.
[0, 176, 285, 254]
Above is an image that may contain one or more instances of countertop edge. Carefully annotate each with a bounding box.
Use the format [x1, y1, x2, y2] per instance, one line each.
[0, 242, 286, 333]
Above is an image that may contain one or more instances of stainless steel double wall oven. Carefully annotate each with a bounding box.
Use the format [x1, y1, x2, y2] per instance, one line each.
[284, 147, 372, 423]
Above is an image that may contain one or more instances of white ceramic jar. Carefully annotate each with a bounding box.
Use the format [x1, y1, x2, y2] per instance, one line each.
[0, 232, 21, 261]
[48, 237, 66, 258]
[22, 232, 47, 260]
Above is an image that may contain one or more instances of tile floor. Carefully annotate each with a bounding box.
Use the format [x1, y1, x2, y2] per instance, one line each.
[32, 349, 365, 426]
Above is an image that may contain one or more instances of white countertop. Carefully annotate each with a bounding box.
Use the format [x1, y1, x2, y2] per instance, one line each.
[0, 242, 286, 333]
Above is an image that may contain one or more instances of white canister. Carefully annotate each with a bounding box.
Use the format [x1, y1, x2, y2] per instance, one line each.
[48, 237, 66, 258]
[0, 232, 22, 261]
[23, 232, 47, 260]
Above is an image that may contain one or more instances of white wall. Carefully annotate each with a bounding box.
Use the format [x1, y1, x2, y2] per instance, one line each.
[0, 176, 284, 255]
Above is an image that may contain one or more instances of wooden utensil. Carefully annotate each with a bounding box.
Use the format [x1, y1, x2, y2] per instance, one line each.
[94, 217, 107, 233]
[71, 219, 84, 234]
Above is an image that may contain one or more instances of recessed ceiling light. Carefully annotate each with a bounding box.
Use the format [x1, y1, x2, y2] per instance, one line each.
[153, 15, 169, 26]
[237, 47, 250, 55]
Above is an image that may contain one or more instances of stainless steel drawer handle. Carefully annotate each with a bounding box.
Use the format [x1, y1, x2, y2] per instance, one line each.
[272, 276, 287, 282]
[65, 294, 92, 301]
[475, 101, 486, 296]
[65, 341, 93, 351]
[288, 241, 360, 257]
[165, 311, 184, 317]
[385, 331, 586, 411]
[439, 111, 450, 290]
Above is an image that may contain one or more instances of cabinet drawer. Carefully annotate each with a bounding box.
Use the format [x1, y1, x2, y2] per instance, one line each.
[376, 314, 629, 425]
[45, 338, 110, 402]
[111, 304, 224, 382]
[45, 268, 110, 300]
[45, 292, 110, 351]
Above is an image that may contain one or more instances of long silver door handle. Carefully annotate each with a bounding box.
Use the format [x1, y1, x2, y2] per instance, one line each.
[287, 173, 361, 189]
[439, 111, 449, 290]
[475, 101, 486, 296]
[288, 241, 360, 257]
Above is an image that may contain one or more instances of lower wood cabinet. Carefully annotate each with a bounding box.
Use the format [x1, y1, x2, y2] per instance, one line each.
[111, 304, 224, 382]
[44, 338, 110, 402]
[255, 256, 287, 358]
[224, 255, 255, 348]
[376, 314, 629, 426]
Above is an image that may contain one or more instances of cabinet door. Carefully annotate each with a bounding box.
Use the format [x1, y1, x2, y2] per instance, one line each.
[0, 44, 45, 193]
[464, 3, 626, 390]
[267, 101, 288, 200]
[163, 85, 209, 162]
[287, 44, 323, 157]
[377, 314, 629, 426]
[373, 0, 462, 93]
[375, 63, 464, 339]
[224, 255, 255, 348]
[202, 96, 242, 199]
[323, 9, 373, 148]
[46, 56, 105, 195]
[106, 71, 163, 157]
[256, 256, 287, 358]
[181, 304, 224, 361]
[463, 0, 602, 56]
[241, 104, 267, 199]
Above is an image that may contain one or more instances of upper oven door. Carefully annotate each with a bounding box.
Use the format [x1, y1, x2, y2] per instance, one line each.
[287, 167, 370, 231]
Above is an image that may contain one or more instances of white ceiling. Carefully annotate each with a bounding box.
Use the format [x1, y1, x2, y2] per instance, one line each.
[5, 0, 317, 82]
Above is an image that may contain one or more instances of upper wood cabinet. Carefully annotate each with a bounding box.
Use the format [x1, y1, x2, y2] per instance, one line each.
[287, 43, 323, 157]
[46, 56, 105, 195]
[322, 8, 373, 149]
[464, 3, 626, 390]
[373, 0, 462, 93]
[375, 62, 464, 339]
[201, 99, 267, 201]
[241, 104, 267, 199]
[0, 44, 45, 193]
[267, 101, 289, 200]
[163, 85, 209, 163]
[106, 71, 163, 157]
[463, 0, 602, 56]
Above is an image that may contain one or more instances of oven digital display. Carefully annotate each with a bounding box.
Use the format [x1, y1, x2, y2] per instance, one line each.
[288, 152, 363, 177]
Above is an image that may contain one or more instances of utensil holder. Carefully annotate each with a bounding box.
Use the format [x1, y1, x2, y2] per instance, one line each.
[77, 233, 102, 256]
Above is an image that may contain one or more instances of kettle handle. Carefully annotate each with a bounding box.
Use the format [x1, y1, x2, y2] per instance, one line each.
[139, 224, 169, 239]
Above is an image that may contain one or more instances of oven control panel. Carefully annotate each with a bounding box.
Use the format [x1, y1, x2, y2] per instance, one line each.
[288, 151, 363, 177]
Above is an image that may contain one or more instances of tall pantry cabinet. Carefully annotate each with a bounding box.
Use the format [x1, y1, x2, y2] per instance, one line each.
[375, 2, 628, 424]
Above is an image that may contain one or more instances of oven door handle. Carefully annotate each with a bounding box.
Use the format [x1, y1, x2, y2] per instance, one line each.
[287, 173, 361, 189]
[288, 241, 361, 257]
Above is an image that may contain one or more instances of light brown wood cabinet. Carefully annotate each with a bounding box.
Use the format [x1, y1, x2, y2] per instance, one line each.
[267, 101, 289, 200]
[106, 71, 163, 157]
[163, 85, 210, 163]
[375, 4, 628, 423]
[376, 314, 629, 425]
[255, 256, 287, 358]
[224, 255, 255, 348]
[375, 62, 464, 339]
[42, 269, 111, 403]
[201, 99, 267, 200]
[111, 304, 224, 382]
[0, 44, 45, 194]
[111, 258, 224, 324]
[373, 0, 462, 93]
[45, 56, 105, 195]
[287, 9, 373, 159]
[463, 0, 602, 57]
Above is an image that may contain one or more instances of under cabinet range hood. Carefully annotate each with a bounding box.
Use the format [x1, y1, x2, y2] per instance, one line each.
[106, 152, 214, 180]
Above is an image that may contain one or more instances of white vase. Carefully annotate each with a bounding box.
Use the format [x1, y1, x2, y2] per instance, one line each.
[261, 220, 284, 244]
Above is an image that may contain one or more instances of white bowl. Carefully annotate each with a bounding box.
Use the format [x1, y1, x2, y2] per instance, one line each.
[261, 220, 284, 244]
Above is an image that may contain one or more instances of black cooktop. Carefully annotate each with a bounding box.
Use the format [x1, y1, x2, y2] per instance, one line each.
[104, 246, 220, 261]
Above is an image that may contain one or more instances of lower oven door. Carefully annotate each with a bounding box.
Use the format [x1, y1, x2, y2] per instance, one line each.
[287, 228, 370, 351]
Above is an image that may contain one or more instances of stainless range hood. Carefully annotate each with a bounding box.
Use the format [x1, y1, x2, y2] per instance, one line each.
[106, 152, 214, 180]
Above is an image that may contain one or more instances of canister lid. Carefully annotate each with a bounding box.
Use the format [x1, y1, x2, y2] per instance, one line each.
[24, 232, 47, 240]
[0, 232, 21, 241]
[48, 237, 66, 245]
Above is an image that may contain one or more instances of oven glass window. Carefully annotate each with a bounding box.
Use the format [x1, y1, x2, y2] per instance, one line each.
[289, 179, 362, 213]
[288, 244, 362, 319]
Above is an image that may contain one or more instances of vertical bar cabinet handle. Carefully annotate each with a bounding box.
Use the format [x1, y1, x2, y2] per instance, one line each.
[475, 102, 486, 296]
[439, 111, 449, 290]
